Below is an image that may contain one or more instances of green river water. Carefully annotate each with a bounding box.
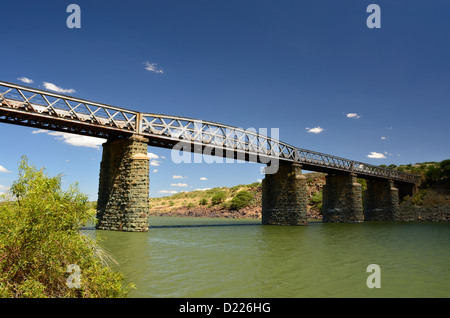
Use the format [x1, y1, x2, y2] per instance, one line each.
[84, 217, 450, 298]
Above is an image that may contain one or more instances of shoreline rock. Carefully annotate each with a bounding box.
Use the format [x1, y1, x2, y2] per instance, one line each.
[148, 175, 449, 222]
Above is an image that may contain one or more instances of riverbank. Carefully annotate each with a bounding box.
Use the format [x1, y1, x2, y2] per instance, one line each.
[148, 169, 450, 222]
[398, 179, 450, 222]
[148, 172, 326, 220]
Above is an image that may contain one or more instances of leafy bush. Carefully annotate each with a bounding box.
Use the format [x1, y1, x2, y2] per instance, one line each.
[310, 190, 323, 211]
[357, 178, 367, 201]
[0, 157, 132, 298]
[440, 159, 450, 178]
[229, 191, 253, 210]
[229, 184, 244, 193]
[211, 191, 226, 206]
[198, 198, 208, 206]
[401, 195, 410, 203]
[411, 189, 427, 206]
[425, 159, 450, 184]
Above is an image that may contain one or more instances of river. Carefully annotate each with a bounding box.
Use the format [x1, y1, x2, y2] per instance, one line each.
[83, 217, 450, 298]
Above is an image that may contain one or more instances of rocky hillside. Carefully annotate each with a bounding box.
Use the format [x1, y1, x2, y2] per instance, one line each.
[148, 159, 450, 222]
[149, 173, 326, 220]
[394, 159, 450, 222]
[399, 180, 450, 222]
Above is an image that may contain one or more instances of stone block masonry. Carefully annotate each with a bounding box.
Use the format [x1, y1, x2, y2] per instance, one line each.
[96, 135, 150, 232]
[364, 179, 399, 221]
[322, 173, 363, 223]
[262, 163, 308, 225]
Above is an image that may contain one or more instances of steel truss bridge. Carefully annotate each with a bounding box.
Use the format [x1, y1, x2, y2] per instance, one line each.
[0, 80, 420, 184]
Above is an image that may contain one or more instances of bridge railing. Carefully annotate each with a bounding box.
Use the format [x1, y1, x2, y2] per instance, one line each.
[0, 80, 421, 184]
[139, 113, 421, 183]
[140, 113, 279, 154]
[0, 81, 139, 132]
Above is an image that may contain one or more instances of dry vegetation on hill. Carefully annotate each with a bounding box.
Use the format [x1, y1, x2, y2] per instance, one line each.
[149, 159, 450, 222]
[149, 173, 326, 220]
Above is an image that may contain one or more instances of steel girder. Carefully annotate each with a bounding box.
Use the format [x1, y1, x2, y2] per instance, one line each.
[0, 80, 421, 184]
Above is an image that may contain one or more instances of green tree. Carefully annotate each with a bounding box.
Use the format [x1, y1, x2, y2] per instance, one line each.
[211, 191, 226, 206]
[439, 159, 450, 179]
[0, 157, 132, 298]
[424, 164, 445, 184]
[229, 191, 253, 210]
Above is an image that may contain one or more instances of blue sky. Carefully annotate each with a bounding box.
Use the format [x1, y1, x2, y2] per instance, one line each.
[0, 0, 449, 200]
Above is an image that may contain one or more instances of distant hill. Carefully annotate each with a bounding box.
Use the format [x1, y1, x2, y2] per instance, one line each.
[380, 159, 450, 186]
[148, 159, 449, 222]
[394, 159, 450, 222]
[149, 173, 326, 220]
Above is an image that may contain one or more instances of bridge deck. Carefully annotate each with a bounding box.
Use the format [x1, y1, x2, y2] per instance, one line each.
[0, 80, 421, 184]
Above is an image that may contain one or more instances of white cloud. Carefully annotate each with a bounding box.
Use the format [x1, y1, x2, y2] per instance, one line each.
[0, 184, 10, 195]
[200, 177, 207, 181]
[152, 169, 158, 173]
[144, 61, 164, 74]
[306, 126, 324, 134]
[170, 183, 189, 187]
[158, 190, 177, 194]
[381, 136, 387, 140]
[32, 129, 105, 149]
[31, 129, 48, 134]
[42, 82, 76, 94]
[0, 165, 11, 173]
[367, 152, 386, 159]
[346, 113, 360, 119]
[173, 175, 184, 179]
[17, 77, 33, 84]
[195, 188, 211, 191]
[148, 153, 161, 166]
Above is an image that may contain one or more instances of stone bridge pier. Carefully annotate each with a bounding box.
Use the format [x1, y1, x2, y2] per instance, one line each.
[94, 135, 418, 231]
[364, 179, 399, 221]
[261, 163, 308, 225]
[322, 173, 364, 223]
[96, 135, 150, 232]
[262, 166, 417, 225]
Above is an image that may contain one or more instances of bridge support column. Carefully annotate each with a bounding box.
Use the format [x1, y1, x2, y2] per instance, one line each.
[96, 135, 149, 232]
[364, 179, 399, 221]
[262, 163, 308, 225]
[322, 173, 363, 223]
[396, 182, 418, 201]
